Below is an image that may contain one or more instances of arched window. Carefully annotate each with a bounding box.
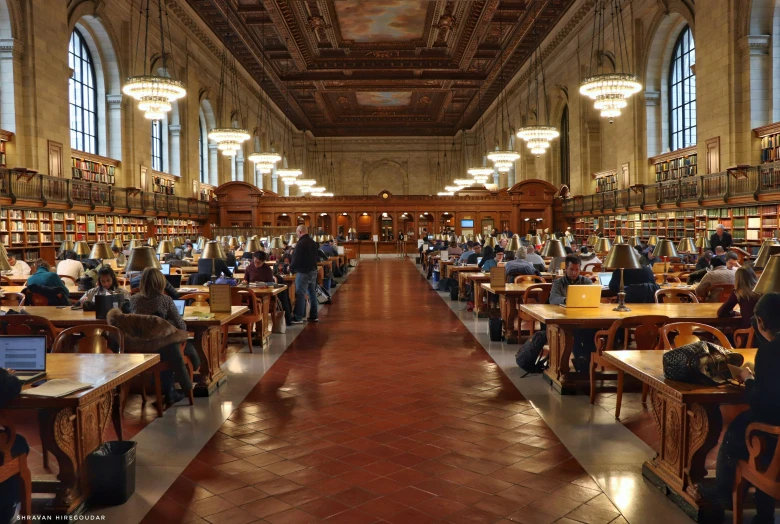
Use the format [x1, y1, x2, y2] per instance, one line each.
[199, 118, 205, 183]
[669, 25, 696, 150]
[69, 29, 98, 154]
[559, 106, 570, 187]
[151, 120, 163, 171]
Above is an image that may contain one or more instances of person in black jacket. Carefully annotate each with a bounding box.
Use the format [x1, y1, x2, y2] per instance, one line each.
[706, 293, 780, 522]
[290, 225, 319, 323]
[608, 265, 655, 295]
[710, 224, 733, 252]
[0, 368, 27, 522]
[197, 255, 232, 278]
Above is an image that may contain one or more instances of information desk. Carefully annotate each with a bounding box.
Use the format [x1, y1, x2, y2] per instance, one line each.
[18, 305, 247, 396]
[603, 349, 755, 521]
[4, 353, 159, 515]
[518, 303, 741, 395]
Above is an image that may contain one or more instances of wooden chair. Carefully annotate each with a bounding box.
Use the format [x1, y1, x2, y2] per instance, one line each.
[22, 287, 68, 306]
[708, 283, 735, 303]
[660, 322, 733, 350]
[59, 274, 77, 285]
[0, 292, 24, 306]
[180, 293, 210, 306]
[733, 423, 780, 524]
[222, 289, 262, 354]
[0, 415, 31, 520]
[144, 341, 195, 417]
[0, 315, 61, 348]
[518, 284, 552, 338]
[654, 289, 699, 303]
[591, 316, 669, 418]
[733, 327, 755, 349]
[514, 275, 546, 284]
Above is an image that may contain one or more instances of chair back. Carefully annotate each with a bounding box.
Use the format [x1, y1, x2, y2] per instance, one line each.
[232, 288, 260, 316]
[654, 289, 699, 304]
[595, 316, 669, 355]
[22, 285, 68, 306]
[180, 293, 210, 306]
[660, 322, 733, 350]
[583, 263, 602, 272]
[0, 292, 25, 307]
[707, 284, 735, 303]
[514, 275, 545, 284]
[52, 325, 124, 354]
[522, 283, 552, 305]
[188, 273, 213, 286]
[733, 327, 755, 349]
[0, 315, 61, 348]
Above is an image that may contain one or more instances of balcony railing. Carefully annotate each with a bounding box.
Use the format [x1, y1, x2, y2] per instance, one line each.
[563, 161, 780, 215]
[0, 167, 209, 219]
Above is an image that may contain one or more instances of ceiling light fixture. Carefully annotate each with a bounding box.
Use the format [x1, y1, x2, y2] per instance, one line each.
[277, 167, 303, 185]
[486, 16, 520, 173]
[208, 47, 250, 156]
[579, 0, 641, 122]
[438, 191, 454, 196]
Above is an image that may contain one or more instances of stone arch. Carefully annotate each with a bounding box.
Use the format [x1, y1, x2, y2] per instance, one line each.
[68, 5, 123, 160]
[199, 97, 219, 186]
[642, 2, 694, 157]
[362, 158, 409, 195]
[0, 0, 19, 134]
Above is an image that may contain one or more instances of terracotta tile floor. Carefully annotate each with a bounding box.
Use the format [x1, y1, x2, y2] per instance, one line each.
[143, 260, 625, 523]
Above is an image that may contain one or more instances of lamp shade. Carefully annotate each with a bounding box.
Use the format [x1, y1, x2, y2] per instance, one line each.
[652, 239, 678, 258]
[483, 237, 497, 248]
[754, 242, 780, 269]
[506, 236, 521, 252]
[89, 241, 114, 260]
[695, 236, 709, 249]
[627, 236, 642, 247]
[525, 234, 532, 241]
[127, 239, 142, 250]
[245, 238, 262, 253]
[613, 235, 624, 244]
[238, 236, 246, 244]
[74, 241, 91, 257]
[604, 244, 642, 270]
[594, 238, 612, 254]
[269, 237, 285, 250]
[648, 235, 660, 247]
[540, 239, 567, 258]
[156, 240, 174, 256]
[0, 249, 10, 271]
[529, 235, 541, 246]
[348, 228, 355, 234]
[202, 241, 225, 260]
[59, 240, 75, 254]
[126, 247, 162, 272]
[110, 238, 124, 251]
[755, 255, 780, 293]
[147, 237, 158, 248]
[227, 237, 240, 249]
[677, 238, 696, 254]
[171, 237, 182, 249]
[286, 234, 296, 245]
[196, 237, 207, 251]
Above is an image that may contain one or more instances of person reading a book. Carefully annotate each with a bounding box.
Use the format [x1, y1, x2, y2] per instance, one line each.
[243, 251, 274, 284]
[78, 266, 130, 305]
[705, 293, 780, 522]
[0, 367, 27, 523]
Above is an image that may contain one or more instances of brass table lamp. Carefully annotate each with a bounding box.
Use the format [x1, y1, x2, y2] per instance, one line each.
[202, 241, 224, 282]
[754, 241, 780, 269]
[648, 235, 659, 247]
[89, 242, 114, 266]
[529, 235, 541, 246]
[604, 244, 642, 311]
[754, 254, 780, 293]
[652, 239, 678, 286]
[677, 237, 696, 254]
[594, 237, 612, 255]
[74, 241, 91, 260]
[157, 240, 174, 259]
[126, 246, 162, 273]
[540, 239, 566, 258]
[613, 235, 624, 244]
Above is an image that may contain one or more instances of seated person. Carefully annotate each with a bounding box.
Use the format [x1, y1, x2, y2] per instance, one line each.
[550, 255, 597, 372]
[458, 241, 476, 263]
[129, 273, 180, 299]
[725, 251, 741, 270]
[695, 257, 735, 302]
[79, 266, 130, 305]
[495, 237, 508, 254]
[321, 241, 336, 257]
[640, 246, 658, 267]
[466, 244, 482, 265]
[0, 367, 28, 523]
[717, 266, 760, 329]
[504, 247, 540, 282]
[708, 293, 780, 522]
[275, 254, 292, 275]
[225, 252, 237, 268]
[608, 264, 655, 294]
[111, 246, 127, 267]
[478, 246, 497, 272]
[524, 245, 546, 271]
[6, 253, 30, 276]
[128, 268, 199, 404]
[696, 250, 714, 271]
[448, 242, 463, 257]
[28, 259, 70, 298]
[244, 251, 275, 283]
[197, 255, 233, 278]
[578, 246, 602, 268]
[56, 251, 85, 282]
[714, 245, 727, 264]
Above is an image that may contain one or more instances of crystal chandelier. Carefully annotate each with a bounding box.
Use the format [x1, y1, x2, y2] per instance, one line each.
[517, 126, 560, 155]
[248, 151, 282, 172]
[277, 168, 302, 185]
[247, 21, 281, 176]
[454, 178, 473, 186]
[438, 191, 454, 196]
[486, 150, 519, 173]
[486, 17, 520, 173]
[209, 48, 250, 157]
[296, 179, 317, 193]
[124, 0, 186, 120]
[308, 186, 326, 194]
[579, 0, 642, 122]
[312, 192, 334, 197]
[467, 167, 493, 178]
[444, 185, 461, 192]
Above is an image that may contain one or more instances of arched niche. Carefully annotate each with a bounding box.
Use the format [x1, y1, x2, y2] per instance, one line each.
[362, 158, 409, 195]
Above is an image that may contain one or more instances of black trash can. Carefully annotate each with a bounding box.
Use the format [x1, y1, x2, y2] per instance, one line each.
[87, 441, 137, 505]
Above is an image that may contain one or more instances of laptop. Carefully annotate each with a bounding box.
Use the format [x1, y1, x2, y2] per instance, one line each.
[173, 299, 186, 316]
[562, 285, 601, 308]
[160, 263, 170, 275]
[477, 257, 482, 265]
[598, 272, 613, 287]
[230, 266, 237, 274]
[164, 274, 182, 288]
[0, 336, 47, 383]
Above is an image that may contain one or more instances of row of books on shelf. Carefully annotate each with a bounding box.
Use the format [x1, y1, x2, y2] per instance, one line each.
[71, 158, 116, 185]
[654, 154, 697, 182]
[760, 135, 780, 163]
[595, 174, 617, 193]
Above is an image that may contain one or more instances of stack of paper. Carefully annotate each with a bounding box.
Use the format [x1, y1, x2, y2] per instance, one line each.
[21, 379, 92, 398]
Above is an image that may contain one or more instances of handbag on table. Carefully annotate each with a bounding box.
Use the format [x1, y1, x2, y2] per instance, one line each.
[663, 341, 744, 385]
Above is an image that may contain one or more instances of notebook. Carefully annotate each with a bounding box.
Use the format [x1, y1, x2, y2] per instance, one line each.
[160, 263, 170, 275]
[21, 378, 92, 398]
[0, 336, 47, 383]
[598, 272, 613, 287]
[562, 285, 601, 308]
[173, 299, 186, 316]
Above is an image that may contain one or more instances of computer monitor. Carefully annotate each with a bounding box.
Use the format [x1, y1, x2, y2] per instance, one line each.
[160, 263, 170, 275]
[164, 274, 182, 288]
[173, 299, 186, 316]
[0, 336, 46, 381]
[598, 272, 613, 287]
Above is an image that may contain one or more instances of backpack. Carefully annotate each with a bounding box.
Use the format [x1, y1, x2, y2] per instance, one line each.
[316, 285, 331, 305]
[515, 331, 549, 376]
[449, 282, 459, 301]
[435, 277, 450, 292]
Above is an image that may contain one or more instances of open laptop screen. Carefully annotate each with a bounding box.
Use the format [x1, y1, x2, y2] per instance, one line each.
[598, 272, 613, 287]
[173, 300, 186, 316]
[160, 263, 170, 275]
[0, 336, 46, 371]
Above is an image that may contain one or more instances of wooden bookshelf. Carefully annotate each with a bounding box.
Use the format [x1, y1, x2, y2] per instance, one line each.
[155, 217, 199, 239]
[650, 146, 698, 183]
[199, 184, 215, 202]
[71, 150, 118, 185]
[592, 169, 618, 193]
[151, 171, 176, 195]
[754, 122, 780, 163]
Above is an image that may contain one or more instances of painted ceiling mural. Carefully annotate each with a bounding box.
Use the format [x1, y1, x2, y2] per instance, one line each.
[185, 0, 576, 136]
[334, 0, 428, 42]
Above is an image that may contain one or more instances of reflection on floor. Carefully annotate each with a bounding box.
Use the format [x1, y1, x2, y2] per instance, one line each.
[142, 259, 627, 523]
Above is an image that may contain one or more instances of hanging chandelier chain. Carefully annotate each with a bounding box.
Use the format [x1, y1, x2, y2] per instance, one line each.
[163, 0, 178, 79]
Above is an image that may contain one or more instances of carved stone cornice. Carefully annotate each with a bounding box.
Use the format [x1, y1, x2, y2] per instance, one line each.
[644, 90, 661, 107]
[0, 38, 23, 61]
[738, 35, 771, 58]
[106, 94, 123, 107]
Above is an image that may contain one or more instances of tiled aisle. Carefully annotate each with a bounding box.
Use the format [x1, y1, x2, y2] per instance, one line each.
[145, 260, 627, 524]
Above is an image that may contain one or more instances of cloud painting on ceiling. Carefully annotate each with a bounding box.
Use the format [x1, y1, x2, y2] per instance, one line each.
[334, 0, 427, 42]
[355, 92, 412, 107]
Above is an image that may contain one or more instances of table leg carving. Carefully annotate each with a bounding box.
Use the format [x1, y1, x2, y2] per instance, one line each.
[192, 326, 228, 396]
[39, 408, 78, 510]
[685, 403, 722, 499]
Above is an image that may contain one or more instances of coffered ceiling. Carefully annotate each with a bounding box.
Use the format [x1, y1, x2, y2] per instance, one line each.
[186, 0, 575, 136]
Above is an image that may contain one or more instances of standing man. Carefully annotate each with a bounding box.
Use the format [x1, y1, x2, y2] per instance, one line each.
[710, 224, 733, 253]
[291, 225, 319, 324]
[6, 253, 30, 276]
